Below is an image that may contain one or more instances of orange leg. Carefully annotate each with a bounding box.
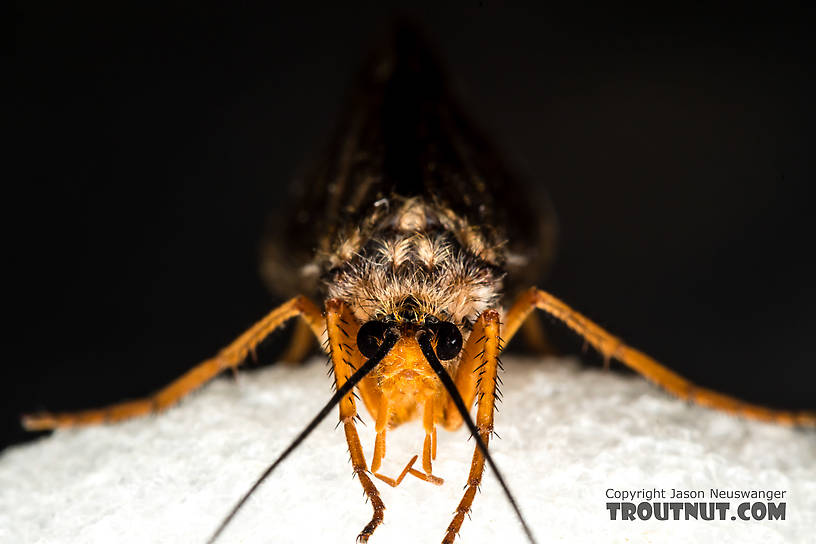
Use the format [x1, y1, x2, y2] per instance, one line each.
[503, 287, 816, 426]
[22, 296, 326, 430]
[441, 311, 497, 431]
[279, 317, 317, 363]
[442, 309, 502, 543]
[520, 311, 556, 355]
[325, 299, 385, 543]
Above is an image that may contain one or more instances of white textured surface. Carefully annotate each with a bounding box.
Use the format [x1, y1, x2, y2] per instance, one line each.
[1, 356, 814, 544]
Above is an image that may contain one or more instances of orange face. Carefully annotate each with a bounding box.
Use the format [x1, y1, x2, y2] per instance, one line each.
[354, 320, 462, 430]
[377, 325, 442, 386]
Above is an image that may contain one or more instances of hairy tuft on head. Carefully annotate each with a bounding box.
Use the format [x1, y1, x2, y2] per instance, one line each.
[319, 198, 505, 327]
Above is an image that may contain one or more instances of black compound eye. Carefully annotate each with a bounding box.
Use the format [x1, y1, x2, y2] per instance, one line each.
[435, 322, 463, 360]
[357, 321, 386, 359]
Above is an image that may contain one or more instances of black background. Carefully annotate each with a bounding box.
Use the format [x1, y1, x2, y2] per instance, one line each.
[7, 3, 815, 450]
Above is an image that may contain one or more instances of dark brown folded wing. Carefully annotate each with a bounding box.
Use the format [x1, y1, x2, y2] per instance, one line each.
[262, 22, 556, 300]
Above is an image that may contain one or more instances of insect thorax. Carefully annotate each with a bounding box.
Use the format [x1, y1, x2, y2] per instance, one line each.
[312, 197, 506, 327]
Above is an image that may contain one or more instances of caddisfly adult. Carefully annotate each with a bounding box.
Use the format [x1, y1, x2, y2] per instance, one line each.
[23, 23, 815, 544]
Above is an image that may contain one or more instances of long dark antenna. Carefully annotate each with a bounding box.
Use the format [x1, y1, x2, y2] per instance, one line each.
[206, 328, 400, 544]
[417, 331, 538, 544]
